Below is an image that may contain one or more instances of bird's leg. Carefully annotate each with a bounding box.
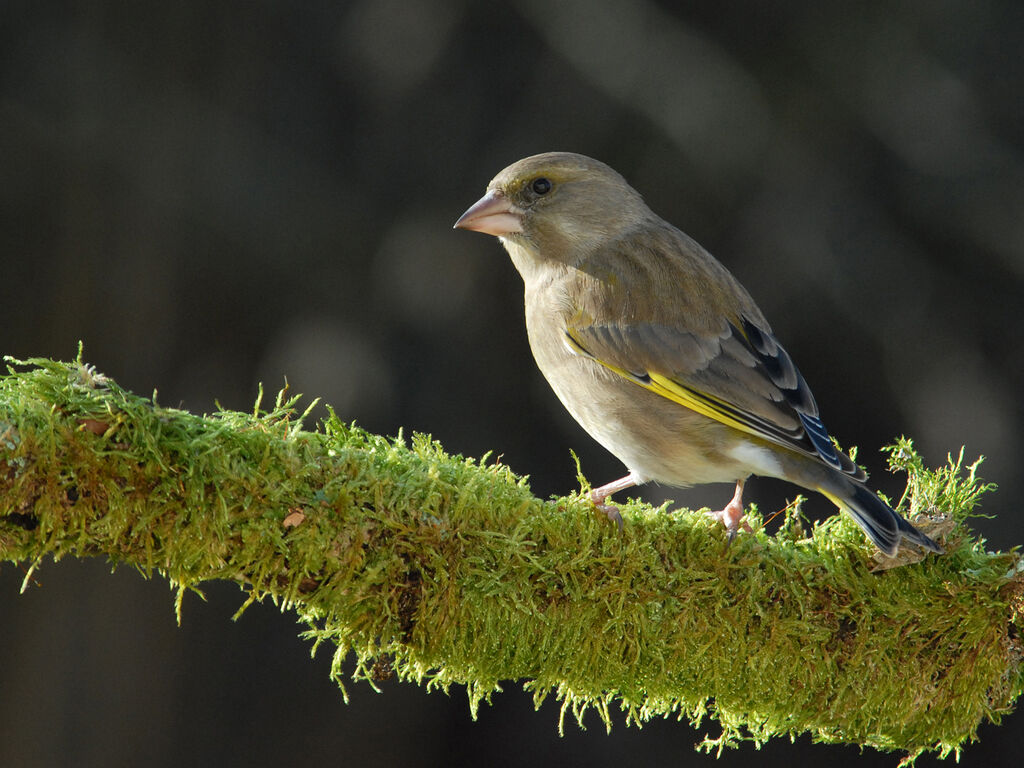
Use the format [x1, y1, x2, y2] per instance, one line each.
[588, 470, 645, 530]
[706, 479, 753, 542]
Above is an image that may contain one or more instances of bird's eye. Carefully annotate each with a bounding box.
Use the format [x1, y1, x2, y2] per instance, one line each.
[530, 177, 552, 195]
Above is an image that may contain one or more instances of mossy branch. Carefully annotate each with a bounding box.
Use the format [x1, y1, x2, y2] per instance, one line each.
[1, 354, 1021, 763]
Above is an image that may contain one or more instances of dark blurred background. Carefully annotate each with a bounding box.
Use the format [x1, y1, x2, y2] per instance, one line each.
[2, 1, 1022, 765]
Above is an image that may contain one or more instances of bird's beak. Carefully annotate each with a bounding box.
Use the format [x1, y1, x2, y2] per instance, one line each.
[453, 190, 524, 236]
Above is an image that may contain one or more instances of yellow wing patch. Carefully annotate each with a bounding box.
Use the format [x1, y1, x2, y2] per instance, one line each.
[645, 373, 762, 437]
[563, 329, 781, 446]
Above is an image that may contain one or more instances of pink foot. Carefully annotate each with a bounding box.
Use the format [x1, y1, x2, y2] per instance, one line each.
[590, 496, 624, 530]
[706, 479, 752, 543]
[588, 470, 645, 531]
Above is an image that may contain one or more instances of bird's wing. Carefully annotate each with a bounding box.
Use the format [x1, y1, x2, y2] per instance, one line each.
[564, 316, 866, 479]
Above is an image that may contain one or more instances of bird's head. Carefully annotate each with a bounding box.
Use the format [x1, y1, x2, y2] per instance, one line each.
[454, 152, 651, 266]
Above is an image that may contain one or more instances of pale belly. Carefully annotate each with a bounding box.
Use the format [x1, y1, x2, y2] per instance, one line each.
[529, 325, 783, 487]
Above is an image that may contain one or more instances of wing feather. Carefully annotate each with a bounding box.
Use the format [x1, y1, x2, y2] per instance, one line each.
[564, 317, 865, 480]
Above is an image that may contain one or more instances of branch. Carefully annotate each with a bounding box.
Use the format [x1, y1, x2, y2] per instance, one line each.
[1, 354, 1020, 763]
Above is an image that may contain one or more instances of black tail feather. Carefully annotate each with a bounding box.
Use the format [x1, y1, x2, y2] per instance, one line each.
[842, 483, 944, 556]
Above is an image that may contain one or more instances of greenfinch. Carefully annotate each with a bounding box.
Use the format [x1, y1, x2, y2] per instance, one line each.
[454, 152, 942, 556]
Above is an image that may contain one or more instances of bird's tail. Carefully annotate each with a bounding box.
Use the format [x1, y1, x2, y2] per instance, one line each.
[822, 481, 943, 556]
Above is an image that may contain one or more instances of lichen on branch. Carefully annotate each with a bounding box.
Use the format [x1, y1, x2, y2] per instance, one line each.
[0, 353, 1021, 763]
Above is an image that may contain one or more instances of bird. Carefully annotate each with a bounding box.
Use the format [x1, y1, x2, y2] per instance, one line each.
[453, 151, 942, 557]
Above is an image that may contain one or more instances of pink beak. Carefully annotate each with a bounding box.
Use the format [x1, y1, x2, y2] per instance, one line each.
[453, 190, 523, 236]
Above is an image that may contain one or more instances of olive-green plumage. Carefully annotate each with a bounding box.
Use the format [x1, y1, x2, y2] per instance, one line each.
[455, 152, 941, 556]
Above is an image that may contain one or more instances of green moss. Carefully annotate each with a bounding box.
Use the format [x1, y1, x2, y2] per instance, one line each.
[1, 353, 1021, 762]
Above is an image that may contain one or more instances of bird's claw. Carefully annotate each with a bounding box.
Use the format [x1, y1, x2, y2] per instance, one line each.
[590, 491, 624, 532]
[706, 506, 752, 546]
[704, 479, 750, 546]
[598, 503, 624, 531]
